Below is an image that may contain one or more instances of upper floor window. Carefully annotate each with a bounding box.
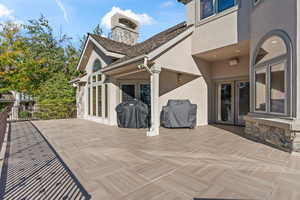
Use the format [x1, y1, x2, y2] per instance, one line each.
[92, 59, 102, 73]
[254, 32, 291, 115]
[200, 0, 237, 20]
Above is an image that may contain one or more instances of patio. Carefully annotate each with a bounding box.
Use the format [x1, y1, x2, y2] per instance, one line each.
[2, 119, 300, 200]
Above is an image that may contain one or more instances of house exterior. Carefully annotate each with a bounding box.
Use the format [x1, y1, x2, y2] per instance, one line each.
[74, 0, 300, 152]
[0, 91, 35, 120]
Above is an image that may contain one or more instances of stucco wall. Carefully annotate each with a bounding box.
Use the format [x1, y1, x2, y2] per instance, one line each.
[250, 0, 298, 117]
[211, 55, 249, 79]
[159, 70, 208, 126]
[155, 35, 210, 126]
[191, 0, 250, 55]
[155, 35, 201, 76]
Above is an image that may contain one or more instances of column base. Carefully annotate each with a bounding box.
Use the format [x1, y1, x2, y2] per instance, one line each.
[147, 128, 159, 137]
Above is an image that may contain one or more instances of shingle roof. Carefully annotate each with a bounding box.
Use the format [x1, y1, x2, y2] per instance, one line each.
[89, 34, 132, 55]
[109, 22, 192, 66]
[88, 22, 192, 69]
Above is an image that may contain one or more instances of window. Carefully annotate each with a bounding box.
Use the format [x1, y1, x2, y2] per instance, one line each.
[92, 87, 97, 116]
[98, 74, 102, 82]
[255, 68, 266, 111]
[270, 62, 285, 113]
[93, 59, 102, 72]
[98, 86, 102, 117]
[200, 0, 214, 19]
[253, 32, 290, 115]
[218, 0, 235, 12]
[105, 84, 108, 118]
[200, 0, 237, 20]
[88, 88, 91, 115]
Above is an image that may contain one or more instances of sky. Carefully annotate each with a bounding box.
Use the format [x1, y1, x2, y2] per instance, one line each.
[0, 0, 186, 47]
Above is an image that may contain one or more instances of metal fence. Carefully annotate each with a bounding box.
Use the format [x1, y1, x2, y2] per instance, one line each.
[0, 105, 12, 151]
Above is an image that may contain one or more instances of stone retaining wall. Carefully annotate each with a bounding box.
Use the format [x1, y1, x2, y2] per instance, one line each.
[245, 120, 300, 152]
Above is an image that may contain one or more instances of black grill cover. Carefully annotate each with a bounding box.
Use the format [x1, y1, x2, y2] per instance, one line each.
[116, 100, 149, 128]
[161, 100, 197, 128]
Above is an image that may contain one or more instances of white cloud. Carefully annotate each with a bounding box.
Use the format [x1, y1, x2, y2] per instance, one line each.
[0, 4, 13, 19]
[101, 6, 154, 29]
[160, 1, 175, 8]
[0, 3, 22, 25]
[54, 0, 69, 23]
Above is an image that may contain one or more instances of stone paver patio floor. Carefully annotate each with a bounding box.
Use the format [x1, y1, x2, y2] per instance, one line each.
[2, 119, 300, 200]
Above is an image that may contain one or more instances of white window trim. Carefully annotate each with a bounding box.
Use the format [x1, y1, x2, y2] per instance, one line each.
[87, 69, 106, 118]
[196, 0, 239, 26]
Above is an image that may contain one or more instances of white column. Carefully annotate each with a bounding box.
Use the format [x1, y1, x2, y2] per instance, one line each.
[147, 64, 161, 136]
[12, 91, 20, 120]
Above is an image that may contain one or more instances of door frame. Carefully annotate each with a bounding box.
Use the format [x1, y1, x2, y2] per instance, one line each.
[215, 81, 235, 125]
[214, 77, 249, 126]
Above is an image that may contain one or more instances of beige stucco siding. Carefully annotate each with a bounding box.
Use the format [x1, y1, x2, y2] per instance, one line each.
[191, 0, 250, 55]
[159, 71, 208, 126]
[154, 34, 210, 126]
[155, 35, 201, 75]
[250, 0, 298, 118]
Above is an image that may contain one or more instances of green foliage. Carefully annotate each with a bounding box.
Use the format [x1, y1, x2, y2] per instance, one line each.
[19, 111, 32, 119]
[80, 23, 104, 51]
[0, 16, 81, 119]
[34, 73, 76, 120]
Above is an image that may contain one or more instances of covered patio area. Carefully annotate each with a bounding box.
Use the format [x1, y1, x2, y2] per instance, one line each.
[27, 119, 300, 200]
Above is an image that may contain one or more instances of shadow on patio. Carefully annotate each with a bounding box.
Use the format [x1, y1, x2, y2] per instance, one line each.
[0, 121, 91, 200]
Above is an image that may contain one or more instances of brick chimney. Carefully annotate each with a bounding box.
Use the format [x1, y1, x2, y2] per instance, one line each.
[111, 13, 139, 45]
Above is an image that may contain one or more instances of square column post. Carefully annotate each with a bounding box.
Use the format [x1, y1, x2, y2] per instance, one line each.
[147, 64, 161, 136]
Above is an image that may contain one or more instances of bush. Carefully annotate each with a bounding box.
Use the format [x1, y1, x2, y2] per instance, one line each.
[34, 73, 76, 120]
[19, 111, 32, 119]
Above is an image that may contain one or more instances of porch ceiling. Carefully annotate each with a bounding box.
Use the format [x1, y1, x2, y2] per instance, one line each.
[196, 40, 250, 62]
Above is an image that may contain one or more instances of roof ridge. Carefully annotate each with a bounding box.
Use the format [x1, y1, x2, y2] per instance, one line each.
[89, 33, 132, 47]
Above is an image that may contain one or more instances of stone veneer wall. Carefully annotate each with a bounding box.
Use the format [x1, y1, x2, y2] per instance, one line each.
[111, 26, 138, 46]
[245, 121, 300, 152]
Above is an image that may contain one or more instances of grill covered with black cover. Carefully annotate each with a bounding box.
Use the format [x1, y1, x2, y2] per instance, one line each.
[161, 100, 197, 128]
[116, 100, 149, 128]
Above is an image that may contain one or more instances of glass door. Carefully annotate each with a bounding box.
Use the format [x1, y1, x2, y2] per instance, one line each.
[235, 81, 250, 125]
[121, 84, 136, 102]
[140, 84, 151, 106]
[217, 82, 235, 124]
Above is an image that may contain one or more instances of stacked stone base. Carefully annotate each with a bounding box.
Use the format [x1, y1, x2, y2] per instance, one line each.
[245, 117, 300, 153]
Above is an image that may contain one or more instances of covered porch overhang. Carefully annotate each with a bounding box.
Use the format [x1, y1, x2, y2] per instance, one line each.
[102, 57, 201, 137]
[102, 57, 162, 137]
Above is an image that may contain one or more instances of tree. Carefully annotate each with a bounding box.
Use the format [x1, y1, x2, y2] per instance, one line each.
[80, 24, 104, 51]
[0, 16, 81, 119]
[34, 73, 76, 119]
[0, 21, 47, 95]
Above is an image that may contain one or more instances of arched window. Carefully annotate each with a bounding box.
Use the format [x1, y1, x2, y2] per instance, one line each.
[253, 31, 291, 115]
[93, 59, 102, 72]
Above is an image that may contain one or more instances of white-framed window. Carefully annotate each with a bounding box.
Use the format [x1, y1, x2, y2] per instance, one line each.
[253, 32, 291, 115]
[87, 58, 107, 118]
[200, 0, 237, 20]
